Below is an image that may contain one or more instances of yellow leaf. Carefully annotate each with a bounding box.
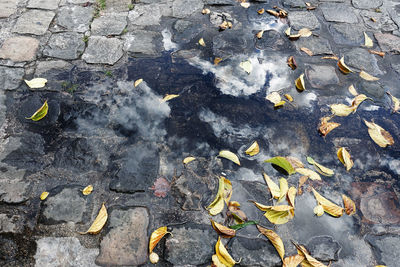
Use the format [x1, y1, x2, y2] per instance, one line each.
[183, 156, 196, 164]
[359, 70, 379, 81]
[223, 177, 232, 204]
[263, 173, 280, 199]
[307, 157, 334, 176]
[298, 28, 312, 37]
[274, 100, 286, 108]
[40, 191, 49, 200]
[134, 78, 143, 87]
[287, 56, 297, 70]
[321, 55, 339, 60]
[239, 60, 252, 74]
[24, 78, 47, 89]
[214, 57, 223, 65]
[82, 185, 93, 195]
[369, 50, 385, 57]
[251, 200, 272, 211]
[245, 141, 260, 156]
[387, 91, 400, 113]
[257, 8, 265, 14]
[278, 178, 289, 203]
[149, 226, 172, 253]
[351, 94, 371, 111]
[285, 94, 293, 102]
[283, 254, 305, 267]
[293, 242, 328, 267]
[211, 219, 236, 238]
[26, 100, 48, 121]
[215, 237, 238, 267]
[266, 91, 282, 104]
[337, 147, 353, 171]
[348, 84, 358, 96]
[207, 177, 225, 215]
[330, 103, 355, 117]
[287, 187, 297, 208]
[256, 30, 264, 39]
[318, 116, 340, 137]
[295, 168, 321, 181]
[300, 47, 313, 56]
[364, 32, 373, 48]
[267, 9, 280, 17]
[364, 120, 394, 148]
[286, 156, 304, 169]
[311, 188, 344, 217]
[240, 2, 250, 8]
[218, 150, 240, 165]
[80, 203, 108, 234]
[149, 252, 159, 264]
[162, 94, 179, 102]
[257, 225, 285, 260]
[202, 8, 211, 14]
[212, 254, 226, 267]
[198, 38, 206, 47]
[337, 57, 353, 74]
[264, 205, 294, 224]
[295, 74, 305, 91]
[285, 27, 291, 36]
[342, 194, 356, 216]
[313, 205, 324, 216]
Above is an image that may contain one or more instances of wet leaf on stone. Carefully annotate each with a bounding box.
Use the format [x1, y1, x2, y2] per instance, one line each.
[318, 116, 341, 136]
[219, 150, 241, 165]
[313, 205, 324, 216]
[215, 237, 238, 267]
[257, 8, 265, 14]
[240, 2, 250, 8]
[359, 70, 379, 81]
[283, 254, 305, 267]
[300, 47, 313, 56]
[278, 178, 289, 203]
[321, 55, 339, 60]
[82, 185, 93, 196]
[207, 177, 225, 215]
[286, 157, 304, 169]
[342, 194, 356, 216]
[199, 38, 206, 47]
[265, 156, 296, 175]
[257, 225, 285, 260]
[298, 28, 312, 37]
[202, 8, 211, 14]
[312, 188, 344, 217]
[266, 92, 282, 105]
[364, 120, 394, 148]
[256, 30, 264, 39]
[266, 9, 280, 17]
[337, 147, 353, 171]
[80, 203, 108, 234]
[293, 242, 328, 267]
[229, 220, 257, 230]
[263, 173, 280, 199]
[287, 187, 297, 208]
[223, 177, 232, 204]
[149, 226, 172, 253]
[387, 91, 400, 113]
[307, 157, 334, 177]
[285, 94, 293, 102]
[26, 100, 48, 121]
[295, 74, 305, 92]
[211, 219, 236, 238]
[134, 78, 143, 87]
[162, 94, 180, 102]
[264, 205, 294, 225]
[330, 103, 355, 117]
[150, 177, 170, 198]
[337, 57, 353, 74]
[364, 32, 373, 48]
[245, 141, 260, 156]
[351, 94, 371, 111]
[149, 252, 159, 264]
[348, 84, 358, 96]
[25, 78, 47, 89]
[295, 168, 321, 181]
[40, 191, 49, 200]
[214, 57, 223, 65]
[239, 60, 252, 74]
[183, 156, 196, 164]
[368, 50, 385, 57]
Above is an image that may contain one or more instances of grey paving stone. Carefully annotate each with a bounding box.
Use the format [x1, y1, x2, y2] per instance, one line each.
[96, 207, 149, 266]
[123, 30, 162, 57]
[27, 0, 61, 10]
[0, 66, 25, 90]
[283, 0, 306, 8]
[105, 0, 132, 12]
[351, 0, 382, 9]
[172, 19, 203, 44]
[91, 13, 127, 36]
[321, 3, 358, 23]
[0, 0, 18, 18]
[212, 30, 252, 57]
[57, 6, 93, 32]
[66, 0, 95, 3]
[172, 0, 204, 18]
[366, 234, 400, 267]
[344, 47, 383, 75]
[360, 10, 398, 32]
[374, 33, 400, 53]
[204, 0, 234, 4]
[329, 23, 365, 45]
[43, 32, 85, 60]
[295, 36, 333, 55]
[0, 180, 30, 204]
[357, 80, 385, 98]
[256, 30, 292, 51]
[35, 237, 99, 267]
[13, 10, 55, 35]
[35, 60, 71, 75]
[0, 214, 25, 234]
[391, 55, 400, 74]
[288, 11, 320, 30]
[128, 4, 161, 26]
[305, 65, 339, 89]
[307, 236, 341, 262]
[82, 36, 123, 64]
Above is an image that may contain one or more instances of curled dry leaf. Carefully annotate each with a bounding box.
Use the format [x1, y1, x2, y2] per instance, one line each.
[312, 188, 344, 217]
[202, 8, 211, 14]
[267, 9, 280, 17]
[348, 84, 358, 96]
[337, 57, 353, 74]
[352, 94, 371, 111]
[369, 50, 385, 57]
[266, 91, 282, 105]
[364, 120, 394, 148]
[293, 242, 328, 267]
[218, 150, 241, 165]
[149, 252, 159, 264]
[387, 91, 400, 113]
[300, 47, 313, 56]
[215, 237, 238, 267]
[228, 202, 247, 223]
[342, 194, 356, 216]
[257, 8, 265, 14]
[198, 38, 206, 47]
[134, 78, 143, 87]
[263, 173, 280, 199]
[183, 156, 196, 164]
[265, 156, 296, 175]
[257, 225, 285, 260]
[287, 187, 297, 208]
[25, 78, 47, 89]
[359, 70, 379, 81]
[162, 94, 179, 102]
[80, 203, 108, 234]
[295, 168, 321, 181]
[318, 116, 341, 136]
[212, 254, 225, 267]
[40, 191, 49, 200]
[285, 94, 293, 102]
[149, 226, 172, 253]
[211, 219, 236, 238]
[364, 32, 373, 48]
[337, 147, 353, 171]
[314, 205, 324, 216]
[207, 177, 225, 215]
[26, 100, 48, 121]
[82, 185, 93, 195]
[214, 57, 223, 65]
[283, 254, 305, 267]
[245, 141, 260, 156]
[256, 30, 264, 39]
[295, 74, 306, 92]
[239, 60, 252, 74]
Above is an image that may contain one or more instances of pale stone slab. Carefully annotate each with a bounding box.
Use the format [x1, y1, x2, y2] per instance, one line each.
[13, 10, 55, 35]
[0, 36, 39, 62]
[27, 0, 61, 10]
[82, 36, 124, 64]
[0, 0, 18, 18]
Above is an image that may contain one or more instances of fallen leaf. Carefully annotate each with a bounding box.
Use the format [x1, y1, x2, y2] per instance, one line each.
[364, 120, 394, 148]
[312, 188, 344, 217]
[278, 178, 289, 203]
[134, 78, 143, 87]
[337, 147, 353, 171]
[337, 57, 353, 74]
[240, 2, 250, 8]
[199, 38, 206, 47]
[183, 156, 196, 164]
[295, 168, 321, 181]
[285, 27, 291, 36]
[80, 203, 108, 234]
[257, 8, 265, 14]
[82, 185, 93, 195]
[267, 9, 280, 17]
[364, 32, 373, 48]
[150, 177, 170, 198]
[351, 94, 371, 111]
[287, 187, 297, 208]
[342, 194, 356, 216]
[359, 70, 379, 81]
[370, 17, 377, 22]
[257, 225, 285, 260]
[263, 173, 280, 199]
[274, 100, 286, 108]
[348, 84, 358, 96]
[321, 55, 339, 60]
[313, 205, 324, 216]
[387, 91, 400, 113]
[219, 150, 240, 165]
[223, 177, 232, 204]
[266, 91, 282, 105]
[202, 8, 211, 14]
[264, 205, 294, 224]
[207, 177, 225, 215]
[219, 21, 232, 30]
[295, 74, 306, 92]
[26, 100, 48, 121]
[307, 157, 334, 177]
[285, 94, 294, 102]
[283, 254, 305, 267]
[265, 156, 296, 175]
[149, 226, 172, 253]
[25, 78, 47, 89]
[245, 141, 260, 156]
[298, 175, 308, 195]
[286, 156, 304, 169]
[162, 94, 180, 102]
[40, 191, 49, 200]
[214, 57, 223, 65]
[212, 254, 225, 267]
[298, 28, 312, 37]
[368, 50, 385, 57]
[293, 242, 328, 267]
[211, 219, 236, 238]
[229, 220, 257, 230]
[300, 47, 313, 56]
[318, 116, 341, 136]
[330, 103, 355, 117]
[227, 201, 247, 223]
[256, 30, 264, 39]
[149, 252, 159, 264]
[239, 60, 252, 74]
[215, 237, 238, 267]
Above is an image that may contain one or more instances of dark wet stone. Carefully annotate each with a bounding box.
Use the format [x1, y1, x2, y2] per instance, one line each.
[344, 48, 383, 75]
[360, 10, 398, 32]
[210, 11, 235, 27]
[0, 66, 24, 90]
[283, 0, 306, 8]
[366, 234, 400, 267]
[307, 236, 341, 262]
[91, 13, 127, 36]
[128, 4, 161, 26]
[82, 36, 123, 64]
[256, 30, 292, 51]
[212, 30, 252, 57]
[0, 36, 39, 62]
[43, 32, 85, 60]
[165, 225, 216, 265]
[172, 20, 203, 44]
[0, 214, 25, 233]
[172, 49, 202, 59]
[0, 180, 30, 204]
[374, 33, 400, 53]
[27, 0, 60, 10]
[230, 236, 281, 266]
[288, 11, 320, 30]
[109, 143, 159, 194]
[205, 0, 234, 4]
[13, 9, 55, 35]
[96, 207, 149, 266]
[295, 37, 333, 55]
[352, 0, 382, 9]
[329, 23, 365, 45]
[305, 65, 339, 89]
[35, 60, 73, 90]
[0, 237, 17, 261]
[392, 55, 400, 74]
[0, 0, 18, 18]
[123, 30, 163, 56]
[320, 3, 358, 23]
[357, 80, 385, 99]
[19, 96, 60, 126]
[172, 0, 204, 18]
[57, 6, 93, 32]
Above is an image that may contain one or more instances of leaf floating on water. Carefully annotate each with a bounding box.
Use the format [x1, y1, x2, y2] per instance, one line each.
[80, 203, 108, 234]
[312, 188, 344, 217]
[264, 205, 294, 225]
[337, 57, 353, 74]
[283, 254, 305, 267]
[278, 178, 289, 203]
[287, 187, 297, 208]
[257, 225, 285, 260]
[245, 141, 260, 156]
[263, 173, 280, 199]
[40, 191, 49, 200]
[149, 252, 159, 264]
[348, 84, 358, 96]
[337, 147, 353, 171]
[295, 74, 306, 92]
[257, 8, 265, 14]
[149, 226, 172, 253]
[364, 120, 394, 148]
[239, 60, 252, 74]
[300, 47, 313, 56]
[202, 8, 211, 14]
[359, 70, 379, 81]
[134, 78, 143, 87]
[26, 100, 48, 121]
[293, 242, 328, 267]
[82, 185, 93, 195]
[368, 50, 385, 57]
[342, 194, 356, 216]
[318, 116, 341, 136]
[256, 30, 264, 39]
[25, 78, 47, 89]
[387, 91, 400, 113]
[162, 94, 180, 102]
[207, 177, 225, 215]
[295, 168, 321, 181]
[214, 57, 223, 65]
[240, 2, 250, 8]
[211, 219, 236, 238]
[215, 237, 238, 267]
[330, 103, 355, 117]
[351, 94, 371, 111]
[265, 156, 296, 175]
[298, 28, 312, 37]
[229, 220, 257, 230]
[284, 94, 293, 102]
[183, 156, 196, 164]
[313, 205, 324, 216]
[266, 92, 282, 105]
[307, 157, 334, 177]
[364, 32, 373, 48]
[198, 38, 206, 47]
[218, 150, 241, 165]
[286, 156, 304, 169]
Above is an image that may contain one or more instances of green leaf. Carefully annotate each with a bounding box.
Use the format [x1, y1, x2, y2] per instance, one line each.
[229, 221, 258, 230]
[26, 100, 48, 121]
[264, 156, 295, 175]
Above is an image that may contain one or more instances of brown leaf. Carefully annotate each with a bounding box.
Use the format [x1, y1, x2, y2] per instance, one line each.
[287, 56, 297, 70]
[150, 177, 171, 198]
[266, 9, 280, 17]
[337, 57, 353, 74]
[149, 226, 171, 253]
[368, 50, 385, 57]
[257, 225, 285, 260]
[211, 219, 236, 238]
[257, 8, 265, 14]
[342, 194, 356, 216]
[298, 175, 308, 195]
[318, 116, 341, 136]
[300, 47, 313, 56]
[312, 188, 344, 217]
[364, 120, 394, 147]
[214, 57, 223, 65]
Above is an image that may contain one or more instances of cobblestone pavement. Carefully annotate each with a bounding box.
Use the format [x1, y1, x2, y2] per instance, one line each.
[1, 0, 400, 266]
